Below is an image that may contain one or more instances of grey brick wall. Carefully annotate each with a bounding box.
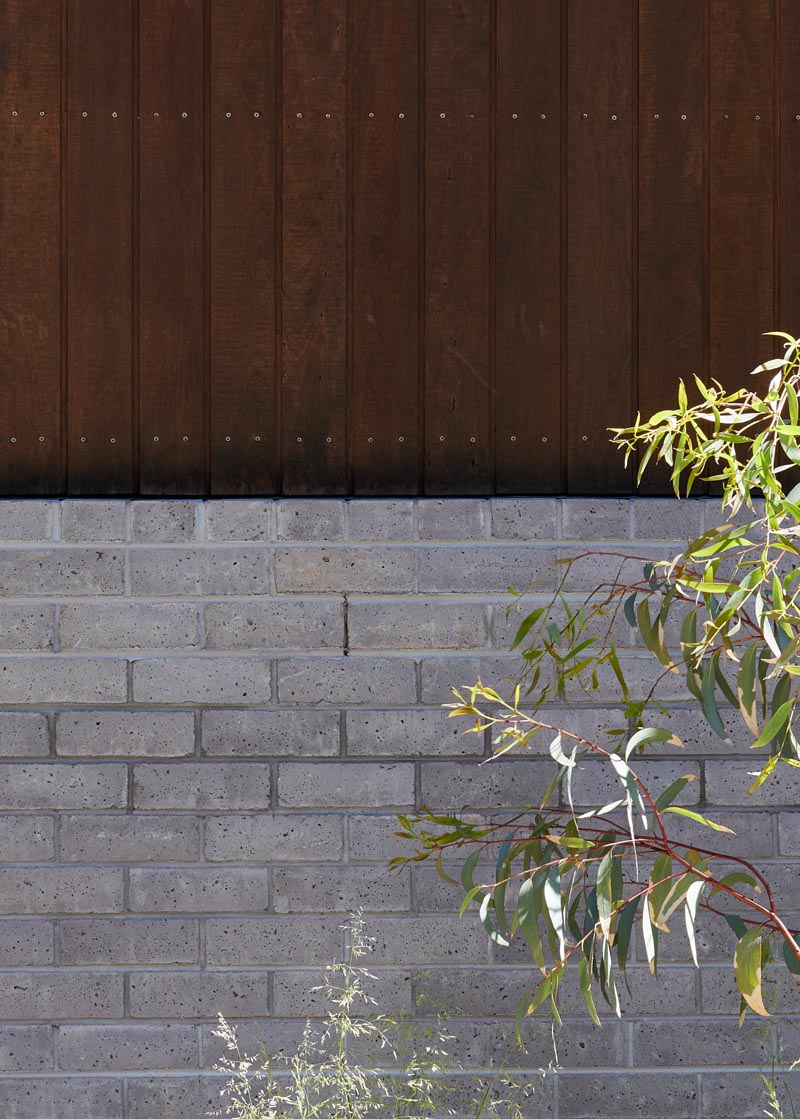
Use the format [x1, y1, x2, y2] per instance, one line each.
[0, 497, 791, 1119]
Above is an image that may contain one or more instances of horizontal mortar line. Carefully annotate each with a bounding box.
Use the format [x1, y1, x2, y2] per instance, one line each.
[0, 540, 558, 550]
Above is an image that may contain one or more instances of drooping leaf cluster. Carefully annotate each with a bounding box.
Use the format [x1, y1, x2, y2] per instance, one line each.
[398, 335, 800, 1029]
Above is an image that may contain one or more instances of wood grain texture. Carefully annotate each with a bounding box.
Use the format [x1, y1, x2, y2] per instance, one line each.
[637, 0, 705, 495]
[567, 0, 634, 494]
[424, 0, 492, 495]
[780, 2, 800, 338]
[281, 0, 348, 494]
[138, 0, 205, 494]
[0, 0, 62, 493]
[66, 0, 134, 494]
[495, 0, 561, 493]
[709, 0, 775, 390]
[350, 0, 419, 495]
[208, 0, 277, 494]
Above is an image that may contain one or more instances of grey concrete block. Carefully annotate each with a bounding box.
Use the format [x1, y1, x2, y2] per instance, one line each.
[0, 501, 54, 542]
[346, 708, 483, 757]
[202, 708, 340, 757]
[275, 547, 415, 593]
[418, 546, 557, 593]
[205, 916, 341, 965]
[0, 1025, 54, 1071]
[0, 657, 128, 704]
[0, 920, 52, 965]
[59, 918, 198, 965]
[201, 1019, 308, 1067]
[779, 811, 800, 854]
[132, 656, 271, 704]
[276, 499, 345, 541]
[566, 758, 701, 808]
[365, 916, 489, 965]
[558, 1072, 697, 1118]
[420, 759, 552, 810]
[490, 499, 559, 540]
[347, 500, 414, 540]
[133, 762, 271, 810]
[205, 499, 273, 541]
[347, 813, 420, 862]
[130, 547, 270, 596]
[0, 816, 54, 862]
[707, 758, 800, 806]
[419, 654, 520, 703]
[278, 762, 413, 808]
[661, 808, 773, 861]
[417, 499, 485, 540]
[204, 813, 343, 863]
[411, 863, 467, 912]
[631, 497, 705, 541]
[60, 603, 201, 651]
[561, 498, 630, 539]
[0, 762, 126, 809]
[58, 1024, 199, 1071]
[131, 500, 199, 542]
[277, 656, 416, 705]
[0, 867, 124, 914]
[59, 815, 200, 863]
[273, 967, 412, 1018]
[632, 1017, 769, 1067]
[412, 965, 537, 1019]
[0, 548, 124, 595]
[60, 500, 127, 543]
[56, 710, 196, 758]
[205, 599, 342, 650]
[129, 971, 270, 1018]
[701, 964, 797, 1015]
[0, 605, 55, 650]
[0, 1077, 123, 1118]
[560, 965, 699, 1017]
[127, 1076, 226, 1119]
[0, 972, 123, 1019]
[273, 865, 410, 913]
[129, 868, 270, 913]
[701, 1071, 800, 1119]
[348, 601, 486, 651]
[0, 712, 51, 756]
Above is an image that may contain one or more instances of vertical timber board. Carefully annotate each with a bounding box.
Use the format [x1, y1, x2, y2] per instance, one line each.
[208, 0, 277, 494]
[424, 0, 492, 495]
[709, 0, 775, 388]
[495, 0, 561, 493]
[637, 1, 705, 495]
[281, 0, 348, 494]
[566, 0, 634, 494]
[351, 0, 419, 495]
[0, 0, 62, 493]
[780, 3, 800, 337]
[138, 0, 206, 494]
[67, 0, 134, 493]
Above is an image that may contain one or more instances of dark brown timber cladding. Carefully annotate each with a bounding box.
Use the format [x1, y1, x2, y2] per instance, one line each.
[0, 1, 792, 495]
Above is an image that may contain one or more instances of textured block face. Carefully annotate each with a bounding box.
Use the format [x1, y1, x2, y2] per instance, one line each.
[56, 710, 196, 758]
[0, 495, 783, 1114]
[132, 762, 271, 811]
[60, 603, 201, 651]
[275, 547, 416, 593]
[132, 656, 272, 704]
[0, 549, 125, 595]
[204, 600, 342, 650]
[202, 709, 340, 757]
[276, 656, 416, 705]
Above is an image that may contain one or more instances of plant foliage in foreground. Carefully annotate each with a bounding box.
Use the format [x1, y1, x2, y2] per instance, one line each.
[396, 333, 800, 1032]
[212, 913, 546, 1119]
